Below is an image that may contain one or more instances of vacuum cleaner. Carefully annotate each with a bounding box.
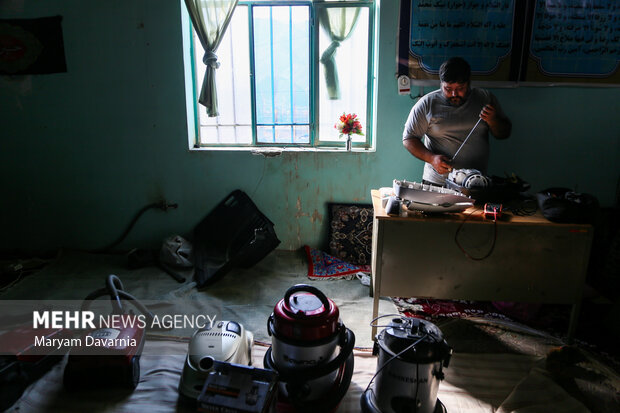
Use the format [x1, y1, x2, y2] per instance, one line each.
[179, 320, 254, 402]
[446, 168, 490, 198]
[0, 325, 72, 410]
[361, 315, 452, 413]
[386, 179, 474, 215]
[264, 284, 355, 413]
[63, 274, 153, 390]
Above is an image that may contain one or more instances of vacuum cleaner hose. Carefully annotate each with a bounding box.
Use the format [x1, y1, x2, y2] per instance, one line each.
[106, 274, 124, 314]
[81, 275, 154, 325]
[264, 328, 355, 381]
[263, 328, 355, 412]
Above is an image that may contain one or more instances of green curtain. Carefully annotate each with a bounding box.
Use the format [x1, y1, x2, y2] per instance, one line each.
[319, 7, 361, 100]
[184, 0, 238, 117]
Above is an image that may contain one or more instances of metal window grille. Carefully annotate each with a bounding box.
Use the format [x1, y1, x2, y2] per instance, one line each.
[192, 1, 374, 149]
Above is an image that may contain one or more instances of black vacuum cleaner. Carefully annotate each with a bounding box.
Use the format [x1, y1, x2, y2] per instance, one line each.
[361, 315, 452, 413]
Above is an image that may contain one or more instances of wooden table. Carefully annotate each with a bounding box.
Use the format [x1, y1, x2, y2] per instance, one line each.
[370, 189, 594, 340]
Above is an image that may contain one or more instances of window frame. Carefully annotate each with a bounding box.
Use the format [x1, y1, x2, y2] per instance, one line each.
[185, 0, 376, 151]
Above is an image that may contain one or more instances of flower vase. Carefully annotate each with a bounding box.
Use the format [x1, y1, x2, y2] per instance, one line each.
[345, 134, 352, 151]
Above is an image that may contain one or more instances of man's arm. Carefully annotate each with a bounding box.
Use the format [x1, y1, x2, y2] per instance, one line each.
[402, 95, 454, 175]
[480, 104, 511, 139]
[403, 138, 453, 175]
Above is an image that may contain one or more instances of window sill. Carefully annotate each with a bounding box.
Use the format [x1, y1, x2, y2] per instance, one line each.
[190, 146, 376, 155]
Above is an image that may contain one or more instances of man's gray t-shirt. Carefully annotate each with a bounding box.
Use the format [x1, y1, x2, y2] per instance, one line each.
[402, 88, 505, 185]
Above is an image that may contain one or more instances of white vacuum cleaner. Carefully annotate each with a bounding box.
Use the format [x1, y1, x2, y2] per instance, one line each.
[178, 320, 254, 402]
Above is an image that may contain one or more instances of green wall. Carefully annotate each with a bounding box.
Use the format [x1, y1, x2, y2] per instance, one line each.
[1, 0, 618, 252]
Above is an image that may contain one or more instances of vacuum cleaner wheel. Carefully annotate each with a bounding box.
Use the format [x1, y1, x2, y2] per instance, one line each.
[125, 356, 140, 389]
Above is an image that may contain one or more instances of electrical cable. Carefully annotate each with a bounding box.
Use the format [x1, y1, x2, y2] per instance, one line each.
[504, 197, 537, 216]
[363, 332, 431, 395]
[90, 200, 178, 254]
[0, 256, 55, 292]
[364, 314, 432, 395]
[79, 200, 185, 283]
[406, 85, 427, 102]
[454, 208, 497, 261]
[364, 315, 450, 413]
[251, 156, 267, 197]
[0, 271, 25, 293]
[410, 86, 425, 100]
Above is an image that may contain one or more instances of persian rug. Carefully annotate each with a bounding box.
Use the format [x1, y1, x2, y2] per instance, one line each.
[393, 298, 583, 339]
[328, 203, 373, 265]
[393, 297, 515, 323]
[304, 245, 370, 280]
[392, 297, 572, 330]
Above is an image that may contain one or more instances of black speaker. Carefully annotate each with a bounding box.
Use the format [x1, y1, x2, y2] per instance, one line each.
[193, 190, 280, 288]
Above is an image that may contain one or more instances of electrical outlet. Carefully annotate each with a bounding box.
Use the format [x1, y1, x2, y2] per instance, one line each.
[398, 75, 410, 95]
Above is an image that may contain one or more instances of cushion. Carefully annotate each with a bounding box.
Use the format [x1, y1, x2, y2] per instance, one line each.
[328, 203, 373, 265]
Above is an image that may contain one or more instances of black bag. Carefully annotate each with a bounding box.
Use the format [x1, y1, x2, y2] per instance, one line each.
[193, 190, 280, 288]
[536, 187, 599, 224]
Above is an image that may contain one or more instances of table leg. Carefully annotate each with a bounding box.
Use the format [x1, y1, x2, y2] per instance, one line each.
[371, 291, 380, 339]
[567, 301, 581, 344]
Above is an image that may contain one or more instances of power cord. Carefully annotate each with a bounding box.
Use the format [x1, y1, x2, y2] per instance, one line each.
[504, 197, 537, 216]
[363, 331, 431, 396]
[454, 208, 497, 261]
[251, 155, 267, 197]
[90, 200, 178, 253]
[0, 256, 56, 292]
[364, 314, 432, 397]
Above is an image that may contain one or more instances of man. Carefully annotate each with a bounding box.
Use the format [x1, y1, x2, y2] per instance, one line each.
[402, 57, 512, 186]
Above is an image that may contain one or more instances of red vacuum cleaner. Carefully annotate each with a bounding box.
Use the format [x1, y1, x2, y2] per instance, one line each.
[63, 274, 153, 390]
[0, 324, 72, 410]
[264, 284, 355, 413]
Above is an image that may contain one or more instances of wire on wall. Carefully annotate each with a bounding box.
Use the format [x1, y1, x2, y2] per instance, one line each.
[251, 154, 267, 197]
[411, 85, 425, 100]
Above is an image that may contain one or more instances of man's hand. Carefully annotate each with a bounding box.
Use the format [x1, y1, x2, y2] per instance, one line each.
[480, 104, 512, 139]
[430, 154, 453, 175]
[479, 104, 498, 123]
[403, 138, 452, 174]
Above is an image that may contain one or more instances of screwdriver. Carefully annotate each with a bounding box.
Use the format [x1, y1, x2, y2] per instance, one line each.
[450, 117, 483, 162]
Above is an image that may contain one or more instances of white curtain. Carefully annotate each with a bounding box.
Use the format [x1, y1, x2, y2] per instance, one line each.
[319, 7, 361, 100]
[184, 0, 238, 116]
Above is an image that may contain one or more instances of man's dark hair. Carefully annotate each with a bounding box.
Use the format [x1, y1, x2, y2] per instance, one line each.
[439, 57, 471, 84]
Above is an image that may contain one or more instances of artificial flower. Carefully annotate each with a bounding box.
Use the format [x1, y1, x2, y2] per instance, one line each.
[335, 113, 364, 137]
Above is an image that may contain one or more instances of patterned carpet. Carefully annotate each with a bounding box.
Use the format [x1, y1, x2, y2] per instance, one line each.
[390, 297, 620, 413]
[391, 296, 620, 373]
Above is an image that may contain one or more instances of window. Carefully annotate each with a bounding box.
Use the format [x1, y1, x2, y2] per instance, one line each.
[187, 0, 375, 150]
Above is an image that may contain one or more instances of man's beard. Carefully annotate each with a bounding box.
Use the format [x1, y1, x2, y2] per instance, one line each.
[447, 87, 470, 106]
[448, 96, 465, 106]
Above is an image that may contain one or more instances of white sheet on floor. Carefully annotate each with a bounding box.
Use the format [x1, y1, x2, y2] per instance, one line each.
[0, 250, 396, 348]
[7, 339, 589, 413]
